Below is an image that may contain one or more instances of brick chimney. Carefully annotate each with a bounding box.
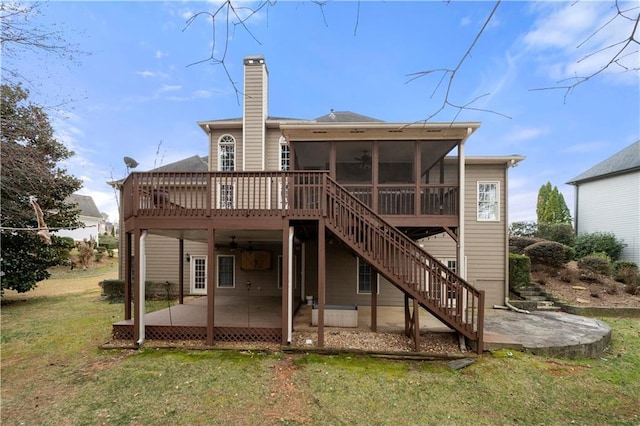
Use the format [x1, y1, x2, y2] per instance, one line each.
[243, 55, 268, 171]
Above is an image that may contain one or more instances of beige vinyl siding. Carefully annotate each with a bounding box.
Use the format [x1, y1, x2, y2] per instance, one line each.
[265, 128, 284, 171]
[144, 235, 207, 295]
[464, 163, 507, 307]
[213, 243, 283, 297]
[420, 232, 457, 259]
[243, 64, 267, 171]
[319, 243, 404, 306]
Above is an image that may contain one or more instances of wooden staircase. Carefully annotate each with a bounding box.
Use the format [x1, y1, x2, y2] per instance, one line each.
[322, 176, 485, 353]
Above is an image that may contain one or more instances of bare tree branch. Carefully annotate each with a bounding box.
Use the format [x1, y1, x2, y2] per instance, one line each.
[530, 0, 639, 103]
[406, 1, 505, 121]
[183, 1, 276, 104]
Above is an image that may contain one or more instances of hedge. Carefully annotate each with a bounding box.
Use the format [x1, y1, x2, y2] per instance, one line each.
[523, 241, 567, 267]
[99, 279, 180, 301]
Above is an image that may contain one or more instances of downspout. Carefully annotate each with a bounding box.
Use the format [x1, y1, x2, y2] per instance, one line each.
[137, 230, 148, 346]
[287, 226, 294, 344]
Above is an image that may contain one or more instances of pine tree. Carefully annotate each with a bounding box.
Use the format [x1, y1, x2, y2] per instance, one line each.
[536, 182, 552, 223]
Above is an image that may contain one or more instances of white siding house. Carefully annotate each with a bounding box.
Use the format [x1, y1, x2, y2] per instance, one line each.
[56, 194, 103, 243]
[567, 141, 640, 265]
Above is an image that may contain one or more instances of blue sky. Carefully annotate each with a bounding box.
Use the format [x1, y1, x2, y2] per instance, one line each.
[7, 1, 639, 224]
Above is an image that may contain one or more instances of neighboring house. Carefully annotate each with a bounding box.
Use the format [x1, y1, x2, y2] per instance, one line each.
[115, 55, 524, 352]
[567, 140, 640, 265]
[56, 194, 103, 243]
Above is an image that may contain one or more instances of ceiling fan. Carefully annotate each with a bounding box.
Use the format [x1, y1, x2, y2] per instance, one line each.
[216, 236, 258, 252]
[216, 235, 239, 251]
[353, 150, 371, 169]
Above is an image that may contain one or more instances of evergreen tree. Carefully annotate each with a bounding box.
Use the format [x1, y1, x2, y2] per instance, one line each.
[539, 184, 572, 224]
[1, 83, 82, 293]
[536, 181, 552, 223]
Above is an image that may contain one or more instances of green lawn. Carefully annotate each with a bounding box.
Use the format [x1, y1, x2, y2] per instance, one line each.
[2, 272, 639, 425]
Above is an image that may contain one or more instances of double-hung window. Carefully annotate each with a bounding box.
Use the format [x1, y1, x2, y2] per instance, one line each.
[357, 258, 378, 294]
[477, 181, 500, 221]
[217, 255, 235, 288]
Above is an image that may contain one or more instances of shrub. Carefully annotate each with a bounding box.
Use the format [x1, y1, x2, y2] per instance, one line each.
[612, 261, 638, 282]
[563, 245, 576, 263]
[99, 234, 118, 250]
[575, 232, 626, 261]
[509, 221, 537, 237]
[509, 253, 531, 291]
[536, 222, 575, 247]
[559, 268, 578, 283]
[524, 241, 567, 267]
[99, 280, 179, 301]
[577, 255, 611, 275]
[509, 236, 542, 255]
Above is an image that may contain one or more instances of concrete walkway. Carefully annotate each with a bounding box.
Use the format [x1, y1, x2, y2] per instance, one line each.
[483, 309, 612, 358]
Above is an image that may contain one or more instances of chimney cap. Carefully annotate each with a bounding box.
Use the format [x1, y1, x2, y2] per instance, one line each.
[244, 55, 265, 65]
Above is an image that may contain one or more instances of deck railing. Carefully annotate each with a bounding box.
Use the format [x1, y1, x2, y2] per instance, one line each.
[122, 171, 458, 220]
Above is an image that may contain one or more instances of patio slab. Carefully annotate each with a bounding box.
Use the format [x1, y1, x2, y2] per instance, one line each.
[114, 298, 614, 358]
[483, 309, 612, 358]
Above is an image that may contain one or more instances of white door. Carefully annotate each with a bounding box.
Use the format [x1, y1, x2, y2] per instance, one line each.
[190, 256, 207, 295]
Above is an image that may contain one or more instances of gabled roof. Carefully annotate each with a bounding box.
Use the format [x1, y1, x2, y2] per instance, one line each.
[150, 155, 209, 173]
[66, 194, 101, 218]
[567, 140, 640, 184]
[314, 111, 384, 123]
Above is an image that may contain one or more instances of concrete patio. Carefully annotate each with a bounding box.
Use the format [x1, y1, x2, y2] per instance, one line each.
[112, 297, 613, 358]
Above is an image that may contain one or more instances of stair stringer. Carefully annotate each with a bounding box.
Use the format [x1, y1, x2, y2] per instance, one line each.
[323, 177, 484, 348]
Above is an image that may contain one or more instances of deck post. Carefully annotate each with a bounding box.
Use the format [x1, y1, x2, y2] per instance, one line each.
[124, 232, 132, 320]
[281, 221, 291, 345]
[404, 293, 410, 336]
[476, 290, 485, 355]
[178, 239, 184, 305]
[371, 270, 378, 332]
[317, 219, 326, 347]
[206, 227, 215, 346]
[413, 298, 420, 352]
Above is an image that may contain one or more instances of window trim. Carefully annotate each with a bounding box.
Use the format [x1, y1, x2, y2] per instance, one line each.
[356, 258, 380, 295]
[477, 181, 500, 222]
[279, 136, 290, 171]
[216, 255, 235, 288]
[218, 134, 235, 171]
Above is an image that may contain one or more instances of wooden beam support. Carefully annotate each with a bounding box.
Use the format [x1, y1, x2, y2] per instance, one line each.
[178, 239, 184, 305]
[206, 227, 216, 346]
[281, 220, 290, 345]
[413, 298, 420, 352]
[317, 220, 326, 347]
[124, 232, 132, 320]
[371, 270, 378, 332]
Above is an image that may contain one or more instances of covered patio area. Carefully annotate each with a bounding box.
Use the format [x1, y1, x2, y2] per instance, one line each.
[111, 296, 453, 345]
[112, 296, 284, 343]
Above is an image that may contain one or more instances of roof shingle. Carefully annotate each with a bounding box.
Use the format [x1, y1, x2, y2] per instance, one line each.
[567, 140, 640, 184]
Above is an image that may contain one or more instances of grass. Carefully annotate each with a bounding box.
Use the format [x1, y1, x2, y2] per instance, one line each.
[2, 266, 640, 425]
